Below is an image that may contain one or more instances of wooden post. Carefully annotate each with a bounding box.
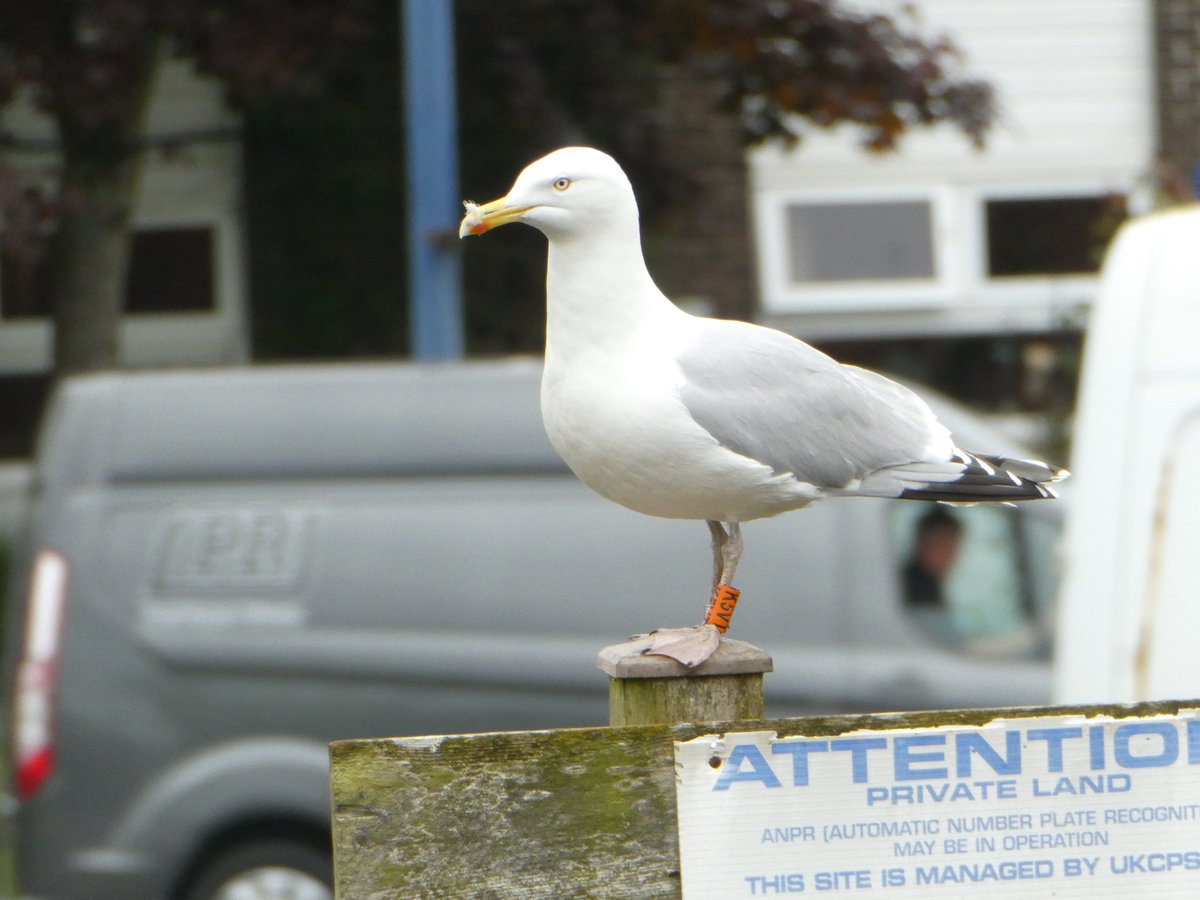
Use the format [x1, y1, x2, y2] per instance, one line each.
[597, 636, 773, 726]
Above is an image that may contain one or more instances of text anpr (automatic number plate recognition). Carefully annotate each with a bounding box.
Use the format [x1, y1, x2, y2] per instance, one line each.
[674, 711, 1200, 898]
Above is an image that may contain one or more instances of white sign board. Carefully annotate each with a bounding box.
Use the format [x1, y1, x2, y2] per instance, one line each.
[675, 711, 1200, 898]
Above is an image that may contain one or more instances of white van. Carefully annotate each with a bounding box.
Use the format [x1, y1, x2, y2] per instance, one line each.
[1055, 204, 1200, 703]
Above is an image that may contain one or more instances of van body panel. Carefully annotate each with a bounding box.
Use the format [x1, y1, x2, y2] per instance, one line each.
[1140, 413, 1200, 697]
[1054, 205, 1200, 703]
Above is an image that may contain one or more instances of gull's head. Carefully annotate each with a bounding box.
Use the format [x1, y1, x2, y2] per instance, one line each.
[459, 147, 638, 242]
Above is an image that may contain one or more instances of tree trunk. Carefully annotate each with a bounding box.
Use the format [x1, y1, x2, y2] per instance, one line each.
[651, 63, 755, 323]
[50, 150, 143, 376]
[49, 41, 161, 378]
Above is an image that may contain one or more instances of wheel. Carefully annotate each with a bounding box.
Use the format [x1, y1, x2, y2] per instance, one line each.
[179, 838, 333, 900]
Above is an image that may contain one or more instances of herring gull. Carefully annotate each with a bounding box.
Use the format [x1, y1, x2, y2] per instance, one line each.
[460, 146, 1066, 667]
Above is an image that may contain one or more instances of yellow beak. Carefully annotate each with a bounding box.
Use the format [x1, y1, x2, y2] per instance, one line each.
[458, 197, 530, 238]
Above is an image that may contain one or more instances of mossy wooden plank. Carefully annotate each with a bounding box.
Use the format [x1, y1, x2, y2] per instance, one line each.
[332, 724, 684, 898]
[330, 699, 1197, 899]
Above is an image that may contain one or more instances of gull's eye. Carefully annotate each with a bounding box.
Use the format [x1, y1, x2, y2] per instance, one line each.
[553, 177, 571, 192]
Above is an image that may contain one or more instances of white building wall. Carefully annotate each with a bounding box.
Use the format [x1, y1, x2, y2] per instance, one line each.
[751, 0, 1156, 339]
[0, 56, 247, 374]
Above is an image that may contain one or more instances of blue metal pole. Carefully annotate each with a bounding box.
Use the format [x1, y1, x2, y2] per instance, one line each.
[403, 0, 464, 359]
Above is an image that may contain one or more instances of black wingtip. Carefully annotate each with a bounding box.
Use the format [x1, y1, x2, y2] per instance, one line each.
[897, 452, 1066, 503]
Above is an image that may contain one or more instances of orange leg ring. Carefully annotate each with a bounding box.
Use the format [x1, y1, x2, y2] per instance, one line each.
[703, 585, 741, 633]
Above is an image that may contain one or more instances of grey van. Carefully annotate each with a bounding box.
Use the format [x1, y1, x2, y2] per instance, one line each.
[3, 360, 1060, 899]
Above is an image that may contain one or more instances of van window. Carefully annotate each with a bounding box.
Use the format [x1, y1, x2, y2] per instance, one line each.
[891, 503, 1051, 659]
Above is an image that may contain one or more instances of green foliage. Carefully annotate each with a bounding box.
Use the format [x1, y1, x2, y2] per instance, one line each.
[242, 16, 407, 361]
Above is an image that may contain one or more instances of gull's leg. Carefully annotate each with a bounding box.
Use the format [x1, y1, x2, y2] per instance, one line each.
[640, 520, 734, 668]
[703, 520, 742, 634]
[718, 521, 743, 586]
[707, 519, 727, 593]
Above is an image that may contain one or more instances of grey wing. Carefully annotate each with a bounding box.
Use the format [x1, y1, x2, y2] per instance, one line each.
[676, 320, 949, 489]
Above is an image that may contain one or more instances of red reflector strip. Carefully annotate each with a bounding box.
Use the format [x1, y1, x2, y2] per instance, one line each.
[11, 550, 68, 801]
[16, 746, 54, 801]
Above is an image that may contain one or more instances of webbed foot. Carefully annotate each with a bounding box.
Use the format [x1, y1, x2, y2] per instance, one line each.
[636, 624, 721, 668]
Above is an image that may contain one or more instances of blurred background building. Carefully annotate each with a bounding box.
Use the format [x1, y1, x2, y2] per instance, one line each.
[0, 58, 248, 454]
[1, 60, 249, 370]
[753, 1, 1153, 343]
[0, 0, 1197, 458]
[748, 0, 1162, 451]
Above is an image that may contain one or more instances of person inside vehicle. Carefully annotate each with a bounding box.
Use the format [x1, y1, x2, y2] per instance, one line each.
[903, 507, 963, 611]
